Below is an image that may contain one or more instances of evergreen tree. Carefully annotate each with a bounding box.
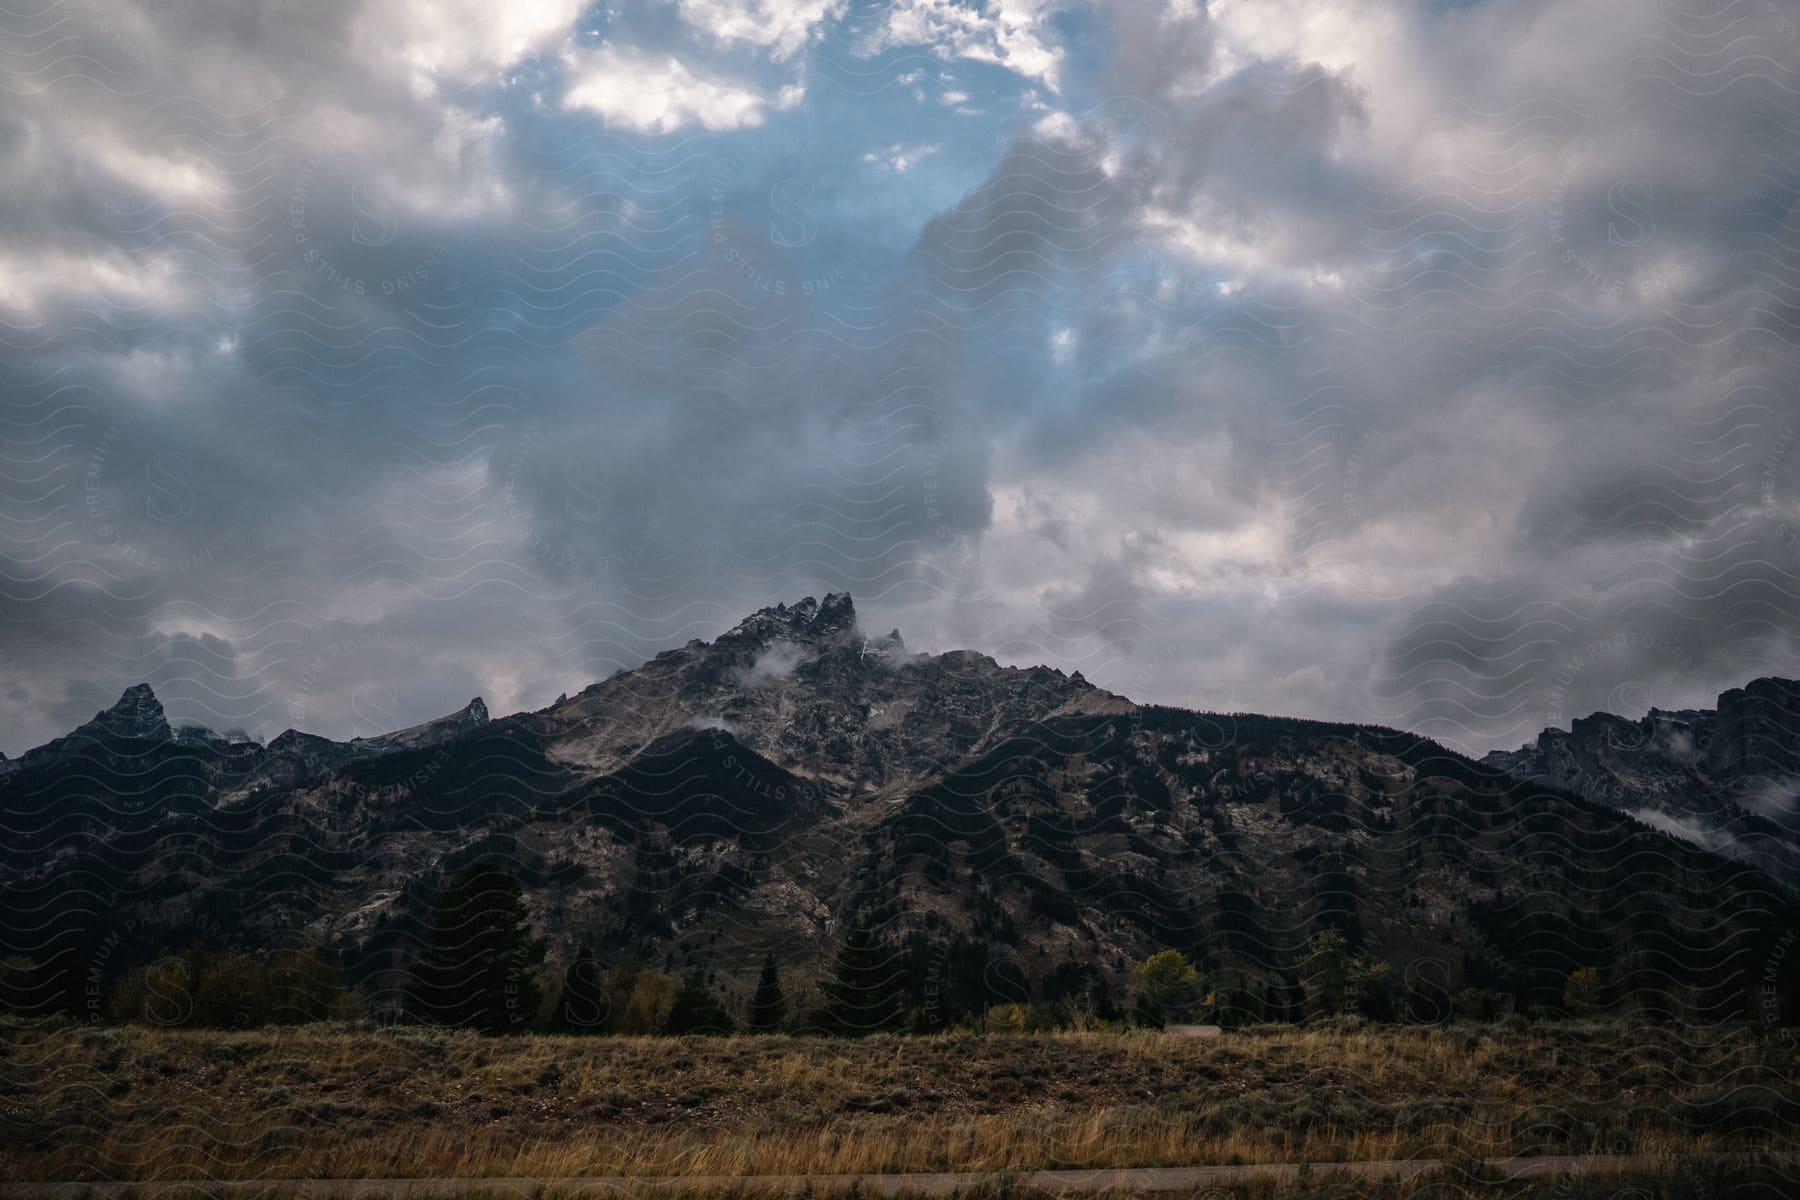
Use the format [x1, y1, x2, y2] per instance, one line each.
[558, 946, 607, 1033]
[1214, 971, 1264, 1029]
[665, 969, 734, 1035]
[823, 929, 906, 1035]
[1355, 960, 1399, 1022]
[748, 953, 786, 1033]
[1086, 976, 1120, 1023]
[1300, 931, 1354, 1017]
[405, 864, 544, 1033]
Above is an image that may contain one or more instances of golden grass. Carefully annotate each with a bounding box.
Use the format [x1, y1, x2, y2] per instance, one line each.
[2, 1022, 1794, 1182]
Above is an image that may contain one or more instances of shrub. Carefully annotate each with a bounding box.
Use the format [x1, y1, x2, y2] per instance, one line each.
[1451, 987, 1509, 1022]
[106, 947, 360, 1029]
[1562, 967, 1603, 1017]
[1133, 950, 1202, 1023]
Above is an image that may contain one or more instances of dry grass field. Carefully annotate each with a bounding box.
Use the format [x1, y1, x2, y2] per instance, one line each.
[3, 1172, 1794, 1200]
[2, 1021, 1796, 1187]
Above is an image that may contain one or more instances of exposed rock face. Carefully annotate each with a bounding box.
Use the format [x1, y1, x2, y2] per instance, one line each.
[536, 593, 1130, 789]
[2, 597, 1795, 1022]
[1482, 679, 1800, 894]
[349, 697, 490, 756]
[1713, 678, 1800, 783]
[37, 683, 174, 754]
[0, 684, 179, 782]
[85, 683, 174, 743]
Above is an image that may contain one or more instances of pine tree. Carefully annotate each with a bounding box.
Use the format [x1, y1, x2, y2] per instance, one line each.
[665, 969, 734, 1035]
[405, 864, 544, 1033]
[1087, 976, 1119, 1023]
[1300, 931, 1354, 1017]
[823, 929, 906, 1035]
[558, 946, 607, 1033]
[747, 953, 785, 1033]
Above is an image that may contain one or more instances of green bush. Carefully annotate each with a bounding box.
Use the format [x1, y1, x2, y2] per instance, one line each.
[106, 948, 359, 1029]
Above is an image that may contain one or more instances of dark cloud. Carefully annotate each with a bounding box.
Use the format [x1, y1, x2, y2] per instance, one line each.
[3, 0, 1799, 756]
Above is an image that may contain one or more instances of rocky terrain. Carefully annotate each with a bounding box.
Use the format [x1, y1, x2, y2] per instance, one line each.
[2, 595, 1795, 1021]
[1483, 677, 1800, 895]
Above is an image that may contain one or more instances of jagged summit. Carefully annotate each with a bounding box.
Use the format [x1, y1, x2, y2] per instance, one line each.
[1483, 675, 1800, 894]
[536, 593, 1130, 785]
[268, 727, 347, 755]
[349, 697, 489, 755]
[78, 683, 172, 744]
[0, 682, 180, 774]
[864, 626, 907, 657]
[722, 592, 860, 646]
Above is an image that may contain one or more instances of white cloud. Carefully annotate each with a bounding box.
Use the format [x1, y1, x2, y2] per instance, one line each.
[677, 0, 847, 61]
[731, 640, 811, 685]
[0, 249, 191, 319]
[83, 136, 223, 205]
[875, 0, 1064, 91]
[354, 0, 585, 86]
[562, 44, 772, 132]
[864, 142, 941, 172]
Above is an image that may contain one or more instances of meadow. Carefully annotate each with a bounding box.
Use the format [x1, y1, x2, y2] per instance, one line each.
[2, 1020, 1796, 1188]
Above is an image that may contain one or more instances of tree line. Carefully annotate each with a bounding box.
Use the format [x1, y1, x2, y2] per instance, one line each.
[0, 865, 1663, 1033]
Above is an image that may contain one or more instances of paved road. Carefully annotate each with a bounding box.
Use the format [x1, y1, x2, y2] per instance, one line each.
[1, 1154, 1775, 1197]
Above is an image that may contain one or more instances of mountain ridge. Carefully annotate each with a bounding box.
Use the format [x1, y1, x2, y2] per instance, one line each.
[1482, 677, 1800, 893]
[3, 594, 1796, 1025]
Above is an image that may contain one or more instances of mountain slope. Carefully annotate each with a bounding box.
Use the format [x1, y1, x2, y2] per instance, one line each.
[2, 595, 1795, 1025]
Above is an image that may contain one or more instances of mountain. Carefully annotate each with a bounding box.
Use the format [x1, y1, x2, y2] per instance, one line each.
[1482, 678, 1800, 895]
[3, 594, 1796, 1024]
[2, 683, 172, 771]
[348, 697, 489, 757]
[534, 592, 1130, 787]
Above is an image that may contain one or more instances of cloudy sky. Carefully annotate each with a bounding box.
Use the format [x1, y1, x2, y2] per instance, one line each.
[3, 0, 1799, 756]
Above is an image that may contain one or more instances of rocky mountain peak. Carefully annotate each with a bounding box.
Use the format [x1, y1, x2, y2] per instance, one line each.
[723, 592, 859, 646]
[865, 627, 907, 657]
[81, 683, 172, 744]
[268, 728, 341, 754]
[346, 696, 490, 756]
[2, 682, 178, 771]
[1483, 675, 1800, 893]
[536, 593, 1133, 787]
